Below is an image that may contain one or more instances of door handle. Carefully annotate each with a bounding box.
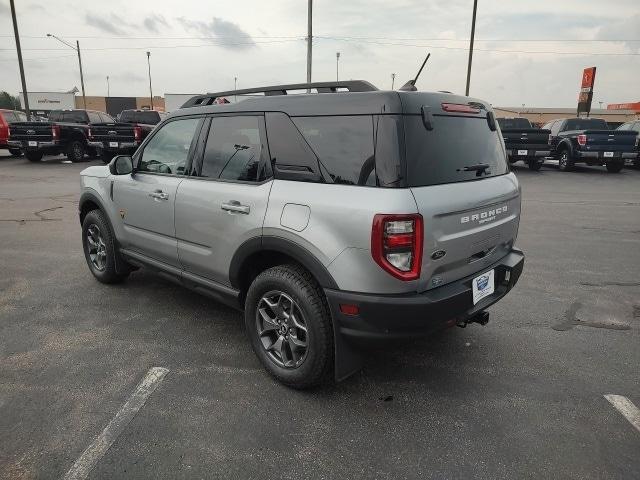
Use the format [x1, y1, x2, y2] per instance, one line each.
[148, 190, 169, 200]
[221, 201, 250, 214]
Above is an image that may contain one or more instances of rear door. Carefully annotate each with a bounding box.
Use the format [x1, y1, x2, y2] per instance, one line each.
[112, 116, 203, 267]
[403, 110, 521, 292]
[175, 114, 273, 285]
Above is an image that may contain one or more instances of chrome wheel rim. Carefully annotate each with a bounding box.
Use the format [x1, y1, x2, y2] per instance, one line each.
[256, 290, 308, 368]
[86, 224, 107, 271]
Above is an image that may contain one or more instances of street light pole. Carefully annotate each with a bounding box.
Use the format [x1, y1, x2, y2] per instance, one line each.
[106, 76, 110, 98]
[336, 52, 340, 81]
[146, 51, 153, 110]
[306, 0, 312, 87]
[391, 73, 396, 90]
[46, 34, 86, 109]
[465, 0, 478, 96]
[10, 0, 31, 119]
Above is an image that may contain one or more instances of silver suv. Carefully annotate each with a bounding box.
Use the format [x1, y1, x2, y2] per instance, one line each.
[79, 81, 524, 388]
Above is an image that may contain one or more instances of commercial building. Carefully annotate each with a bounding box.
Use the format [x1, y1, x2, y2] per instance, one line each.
[494, 107, 639, 127]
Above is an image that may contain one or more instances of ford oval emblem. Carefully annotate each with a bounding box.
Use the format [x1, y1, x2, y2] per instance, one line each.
[431, 250, 446, 260]
[26, 129, 36, 135]
[108, 130, 117, 135]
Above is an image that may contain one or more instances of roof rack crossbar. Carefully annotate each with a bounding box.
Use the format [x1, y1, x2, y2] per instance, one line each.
[180, 80, 378, 109]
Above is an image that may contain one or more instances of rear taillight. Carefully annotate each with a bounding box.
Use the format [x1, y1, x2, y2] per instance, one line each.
[441, 103, 480, 114]
[134, 125, 142, 143]
[577, 134, 587, 146]
[52, 125, 60, 140]
[371, 214, 423, 281]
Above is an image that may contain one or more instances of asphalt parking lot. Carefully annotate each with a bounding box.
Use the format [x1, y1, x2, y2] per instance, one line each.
[0, 151, 639, 480]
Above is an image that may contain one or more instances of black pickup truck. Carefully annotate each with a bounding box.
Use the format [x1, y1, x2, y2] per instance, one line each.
[89, 109, 164, 163]
[542, 117, 638, 173]
[497, 117, 551, 171]
[8, 109, 114, 162]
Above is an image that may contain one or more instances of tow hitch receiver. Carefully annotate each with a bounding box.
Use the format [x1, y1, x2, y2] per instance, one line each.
[457, 311, 490, 328]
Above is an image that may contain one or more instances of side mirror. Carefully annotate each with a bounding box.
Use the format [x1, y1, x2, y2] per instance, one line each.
[109, 155, 133, 175]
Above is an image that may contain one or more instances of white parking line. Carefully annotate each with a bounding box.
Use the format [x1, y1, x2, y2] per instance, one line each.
[604, 394, 640, 433]
[63, 367, 169, 480]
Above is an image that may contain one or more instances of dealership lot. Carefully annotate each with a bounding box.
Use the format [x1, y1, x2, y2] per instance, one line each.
[0, 152, 639, 479]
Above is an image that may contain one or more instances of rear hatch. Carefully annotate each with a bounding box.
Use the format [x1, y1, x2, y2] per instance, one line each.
[501, 128, 550, 150]
[400, 92, 520, 292]
[574, 130, 637, 153]
[9, 122, 54, 142]
[90, 123, 135, 143]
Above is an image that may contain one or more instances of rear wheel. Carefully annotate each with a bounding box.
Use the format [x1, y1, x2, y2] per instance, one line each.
[558, 150, 574, 172]
[528, 159, 542, 171]
[66, 140, 86, 162]
[82, 209, 129, 284]
[605, 162, 623, 173]
[25, 151, 43, 162]
[244, 264, 333, 389]
[9, 148, 22, 157]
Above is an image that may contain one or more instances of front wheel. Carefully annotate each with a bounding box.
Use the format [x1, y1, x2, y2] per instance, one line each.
[25, 151, 43, 162]
[9, 148, 23, 157]
[558, 151, 574, 172]
[528, 159, 542, 171]
[82, 210, 129, 284]
[605, 162, 623, 173]
[244, 264, 333, 389]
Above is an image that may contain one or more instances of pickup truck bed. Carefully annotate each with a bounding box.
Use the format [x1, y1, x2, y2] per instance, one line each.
[498, 118, 550, 171]
[89, 123, 154, 163]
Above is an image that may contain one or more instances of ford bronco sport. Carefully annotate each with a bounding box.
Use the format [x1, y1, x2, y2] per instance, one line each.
[78, 80, 524, 388]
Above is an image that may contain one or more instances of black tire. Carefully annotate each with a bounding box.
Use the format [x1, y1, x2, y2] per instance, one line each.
[66, 140, 86, 162]
[244, 264, 333, 389]
[9, 148, 23, 157]
[100, 150, 114, 164]
[605, 162, 623, 173]
[81, 209, 129, 284]
[558, 150, 574, 172]
[528, 159, 542, 171]
[25, 151, 43, 162]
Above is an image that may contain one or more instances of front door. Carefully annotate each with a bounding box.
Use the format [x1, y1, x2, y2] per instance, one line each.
[113, 117, 202, 267]
[175, 114, 273, 285]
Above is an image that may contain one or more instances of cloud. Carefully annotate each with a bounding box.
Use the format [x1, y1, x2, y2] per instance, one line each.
[85, 13, 131, 36]
[143, 13, 169, 33]
[176, 16, 256, 50]
[595, 14, 640, 52]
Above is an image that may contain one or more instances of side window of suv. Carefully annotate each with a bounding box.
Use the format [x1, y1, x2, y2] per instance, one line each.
[200, 115, 270, 182]
[138, 118, 200, 175]
[293, 115, 375, 186]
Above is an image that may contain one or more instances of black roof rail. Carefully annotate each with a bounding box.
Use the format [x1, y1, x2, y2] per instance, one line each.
[180, 80, 378, 109]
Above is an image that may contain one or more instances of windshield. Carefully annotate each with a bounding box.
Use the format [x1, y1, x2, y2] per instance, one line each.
[404, 115, 508, 187]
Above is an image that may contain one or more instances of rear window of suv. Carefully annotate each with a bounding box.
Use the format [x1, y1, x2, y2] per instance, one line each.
[404, 115, 508, 187]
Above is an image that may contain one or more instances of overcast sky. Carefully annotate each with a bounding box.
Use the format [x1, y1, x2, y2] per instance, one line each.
[0, 0, 638, 107]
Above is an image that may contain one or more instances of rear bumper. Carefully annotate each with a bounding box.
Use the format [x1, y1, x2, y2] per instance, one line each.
[88, 141, 138, 152]
[9, 140, 58, 151]
[575, 151, 637, 161]
[507, 149, 550, 159]
[325, 248, 524, 342]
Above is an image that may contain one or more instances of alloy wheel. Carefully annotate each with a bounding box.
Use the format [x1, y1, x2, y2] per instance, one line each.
[86, 224, 107, 271]
[256, 290, 309, 368]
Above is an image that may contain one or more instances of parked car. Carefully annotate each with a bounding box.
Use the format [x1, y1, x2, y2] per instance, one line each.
[542, 117, 637, 172]
[78, 80, 525, 388]
[89, 109, 165, 163]
[0, 109, 28, 157]
[8, 109, 114, 162]
[616, 120, 640, 168]
[497, 117, 551, 171]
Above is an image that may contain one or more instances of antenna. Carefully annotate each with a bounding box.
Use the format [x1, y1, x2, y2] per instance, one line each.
[399, 53, 431, 92]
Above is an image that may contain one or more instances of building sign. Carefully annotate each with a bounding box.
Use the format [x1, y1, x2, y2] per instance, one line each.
[607, 102, 640, 111]
[577, 67, 596, 116]
[19, 92, 76, 111]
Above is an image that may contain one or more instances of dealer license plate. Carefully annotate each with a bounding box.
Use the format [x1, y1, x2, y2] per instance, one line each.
[604, 152, 613, 158]
[472, 269, 495, 305]
[517, 149, 528, 156]
[109, 142, 118, 148]
[28, 141, 37, 147]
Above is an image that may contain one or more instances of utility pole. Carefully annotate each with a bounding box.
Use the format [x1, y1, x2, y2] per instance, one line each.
[10, 0, 30, 119]
[106, 76, 110, 98]
[336, 52, 340, 81]
[306, 0, 312, 87]
[391, 73, 396, 90]
[47, 34, 86, 109]
[465, 0, 478, 96]
[234, 76, 237, 102]
[146, 51, 153, 110]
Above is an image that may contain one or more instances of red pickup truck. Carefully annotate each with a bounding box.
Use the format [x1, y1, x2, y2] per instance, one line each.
[0, 109, 28, 157]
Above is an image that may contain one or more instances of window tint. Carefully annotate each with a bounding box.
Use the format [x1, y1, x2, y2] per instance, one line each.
[87, 112, 102, 123]
[265, 112, 321, 182]
[201, 116, 269, 182]
[100, 113, 114, 123]
[134, 111, 161, 124]
[63, 111, 88, 123]
[404, 115, 508, 187]
[563, 118, 608, 131]
[49, 111, 62, 122]
[2, 112, 16, 122]
[139, 118, 200, 175]
[374, 115, 404, 187]
[293, 116, 375, 186]
[497, 118, 532, 129]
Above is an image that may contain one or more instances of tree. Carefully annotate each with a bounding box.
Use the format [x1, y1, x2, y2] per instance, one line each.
[0, 91, 21, 110]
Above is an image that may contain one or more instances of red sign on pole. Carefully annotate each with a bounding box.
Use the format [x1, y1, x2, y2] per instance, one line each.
[577, 66, 596, 116]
